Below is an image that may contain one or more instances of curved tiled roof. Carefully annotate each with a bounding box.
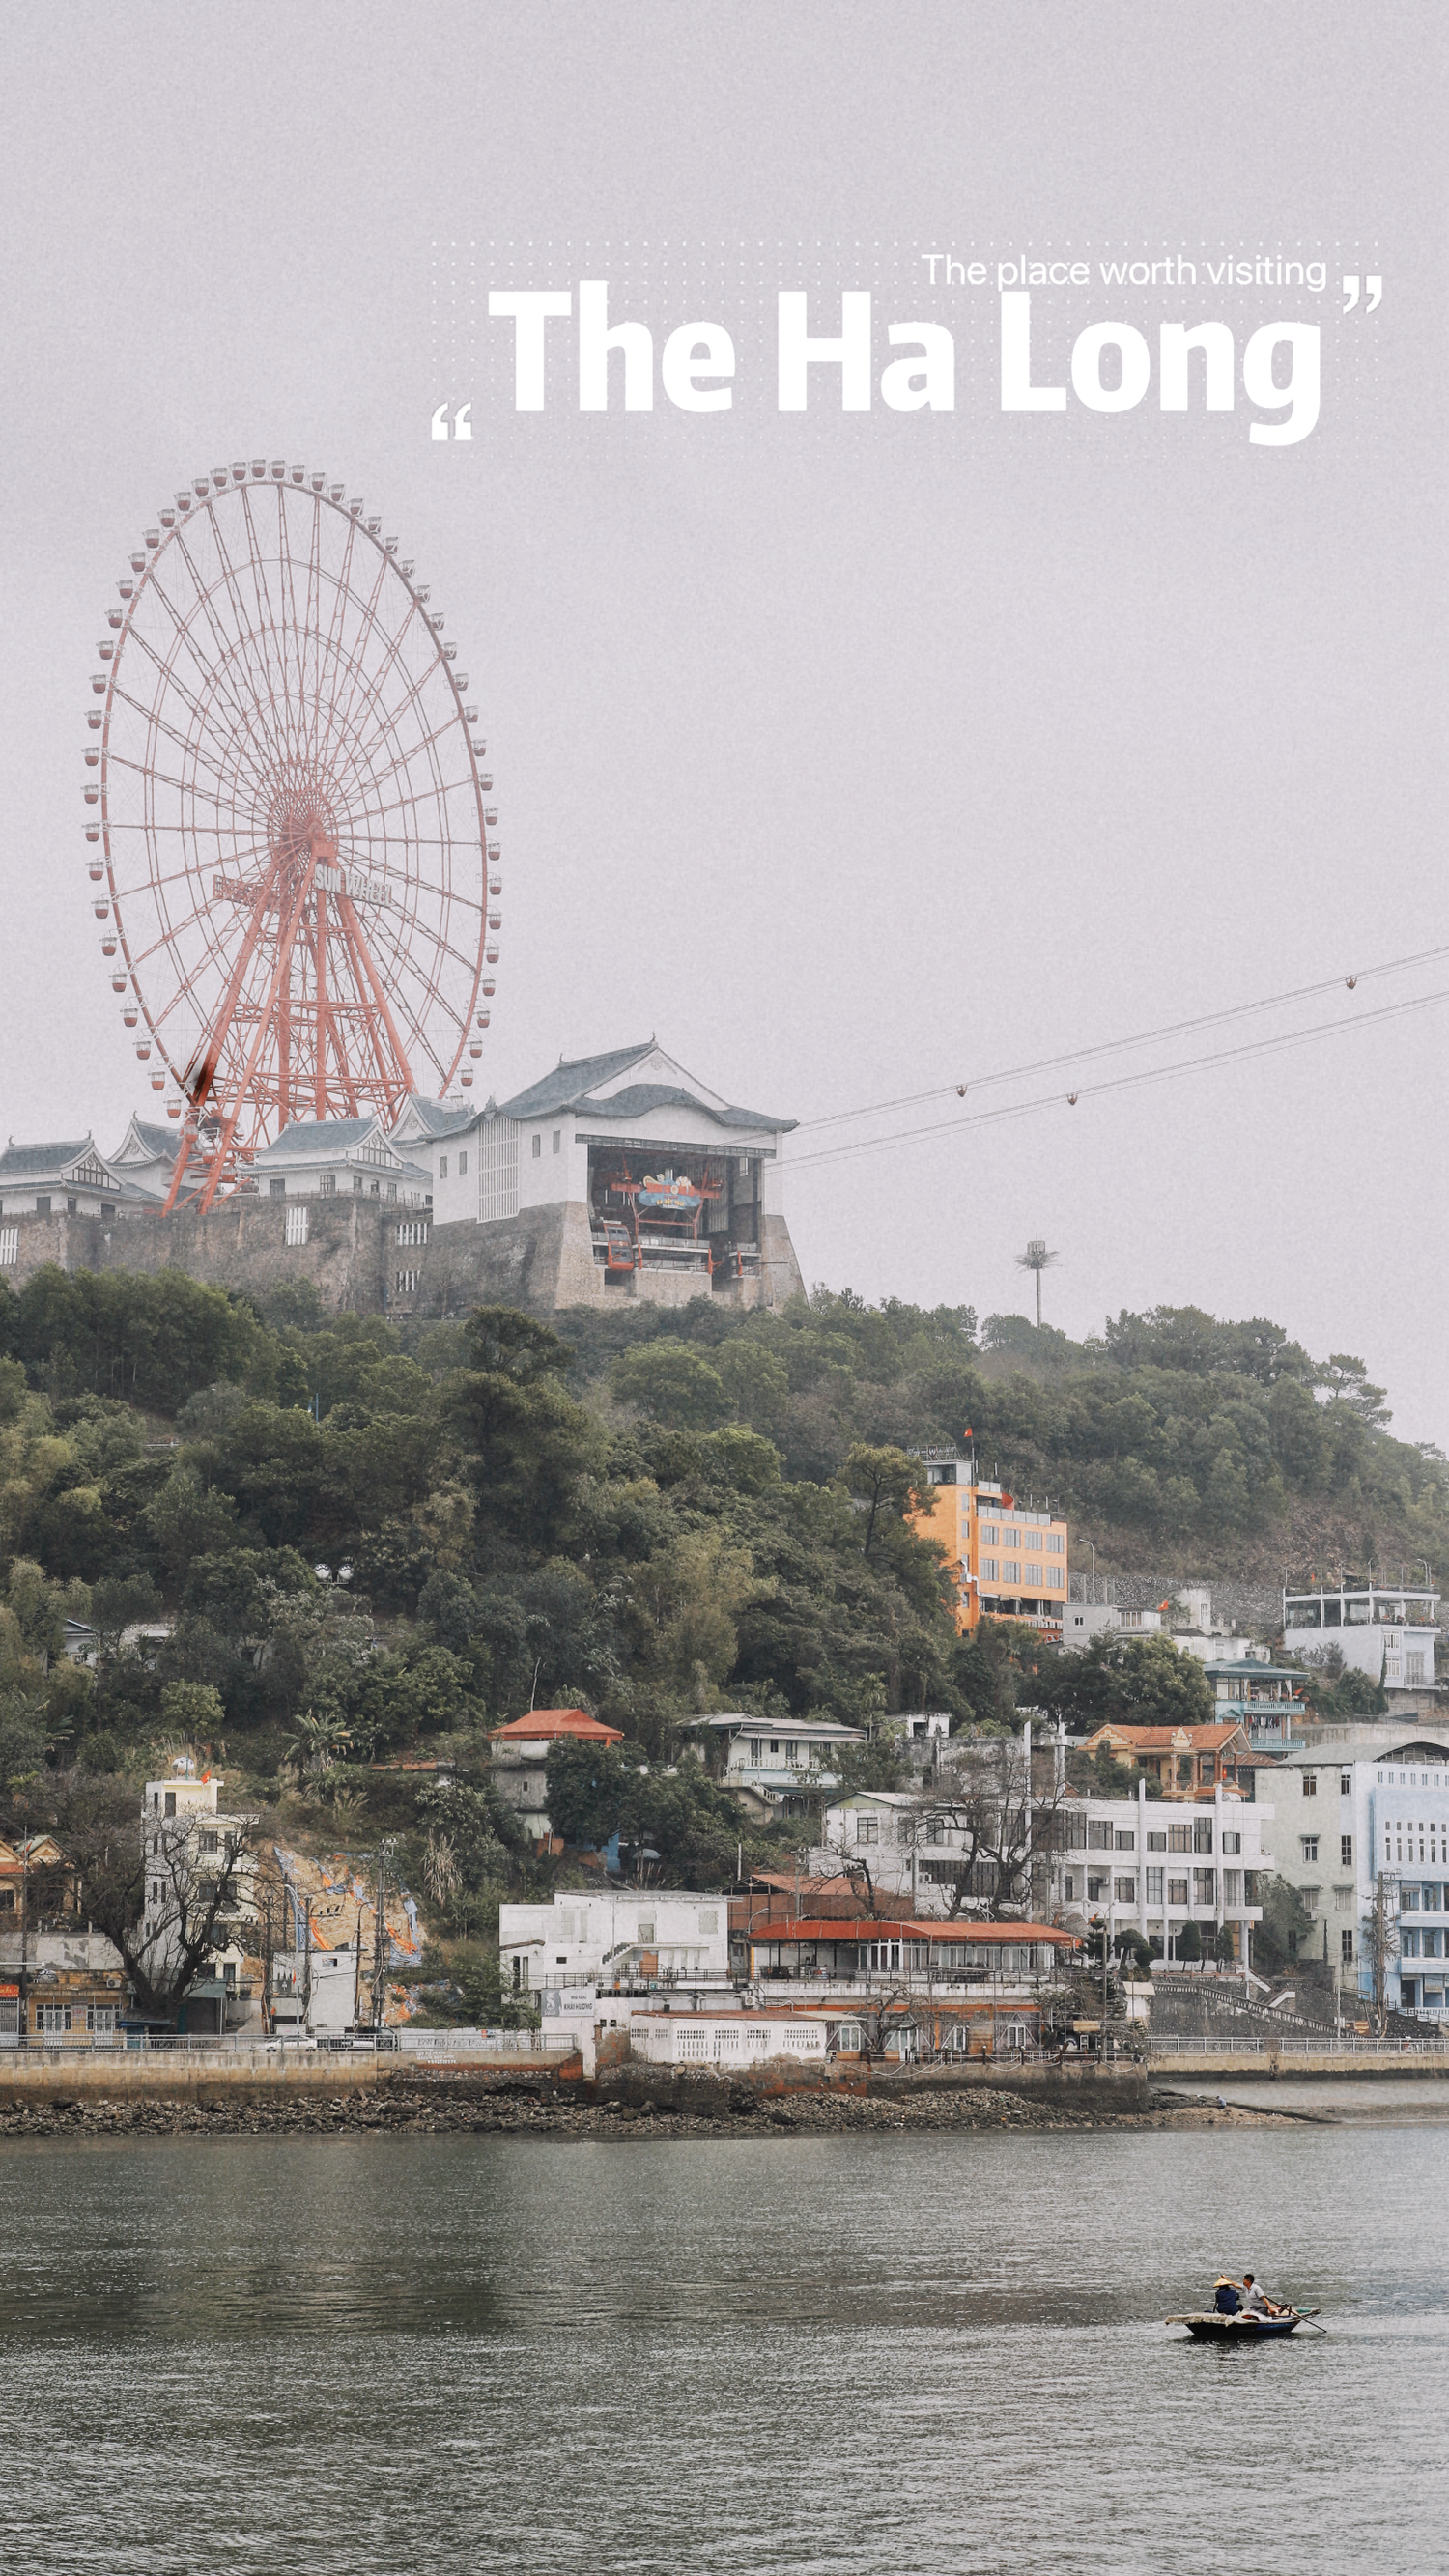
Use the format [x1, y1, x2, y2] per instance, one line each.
[490, 1708, 625, 1744]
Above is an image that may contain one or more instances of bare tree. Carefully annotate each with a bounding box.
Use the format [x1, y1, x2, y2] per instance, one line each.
[40, 1771, 263, 2024]
[909, 1736, 1044, 1919]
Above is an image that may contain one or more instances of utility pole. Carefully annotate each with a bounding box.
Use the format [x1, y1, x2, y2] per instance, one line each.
[370, 1840, 393, 2036]
[17, 1836, 29, 2047]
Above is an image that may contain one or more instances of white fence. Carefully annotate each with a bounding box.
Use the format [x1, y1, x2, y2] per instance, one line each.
[1148, 2033, 1449, 2059]
[632, 2017, 828, 2067]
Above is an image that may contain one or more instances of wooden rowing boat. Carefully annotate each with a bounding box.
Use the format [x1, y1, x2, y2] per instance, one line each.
[1165, 2310, 1317, 2339]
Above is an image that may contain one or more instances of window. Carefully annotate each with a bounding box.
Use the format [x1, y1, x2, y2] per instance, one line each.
[1302, 1772, 1318, 1797]
[481, 1117, 520, 1222]
[1063, 1873, 1077, 1902]
[1026, 1530, 1040, 1552]
[439, 1154, 447, 1178]
[982, 1524, 1000, 1544]
[395, 1269, 419, 1294]
[1334, 1885, 1353, 1912]
[1114, 1875, 1137, 1904]
[1222, 1831, 1241, 1854]
[1300, 1836, 1319, 1862]
[1341, 1929, 1354, 1964]
[203, 1832, 218, 1854]
[36, 2003, 71, 2034]
[1087, 1873, 1108, 1903]
[67, 1196, 77, 1215]
[1301, 1887, 1320, 1915]
[0, 1228, 16, 1266]
[1088, 1822, 1112, 1850]
[553, 1129, 561, 1154]
[1146, 1868, 1164, 1903]
[318, 1172, 335, 1195]
[1047, 1533, 1064, 1553]
[1168, 1878, 1189, 1906]
[396, 1220, 429, 1246]
[1406, 1653, 1427, 1685]
[1222, 1871, 1242, 1906]
[532, 1133, 542, 1158]
[856, 1816, 879, 1846]
[1168, 1825, 1192, 1854]
[1340, 1771, 1353, 1797]
[269, 1177, 285, 1199]
[87, 2005, 115, 2035]
[1193, 1868, 1215, 1904]
[35, 1195, 50, 1215]
[285, 1204, 308, 1246]
[1146, 1830, 1167, 1853]
[1340, 1833, 1353, 1867]
[385, 1183, 397, 1201]
[980, 1558, 998, 1581]
[1004, 1561, 1021, 1583]
[1114, 1830, 1135, 1852]
[1193, 1820, 1213, 1854]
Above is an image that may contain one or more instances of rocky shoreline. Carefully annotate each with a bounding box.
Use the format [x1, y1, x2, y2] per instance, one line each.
[0, 2079, 1310, 2140]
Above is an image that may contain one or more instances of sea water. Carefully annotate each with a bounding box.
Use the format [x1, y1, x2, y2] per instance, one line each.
[2, 2115, 1446, 2575]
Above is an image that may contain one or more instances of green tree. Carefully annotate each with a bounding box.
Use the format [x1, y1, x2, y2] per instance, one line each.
[1177, 1919, 1204, 1967]
[842, 1445, 922, 1561]
[1047, 1632, 1214, 1731]
[611, 1340, 730, 1431]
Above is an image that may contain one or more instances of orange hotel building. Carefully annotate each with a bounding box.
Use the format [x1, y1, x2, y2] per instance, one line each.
[909, 1447, 1068, 1640]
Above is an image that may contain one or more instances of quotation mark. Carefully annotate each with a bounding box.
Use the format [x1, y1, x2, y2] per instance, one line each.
[431, 402, 473, 440]
[1342, 276, 1382, 314]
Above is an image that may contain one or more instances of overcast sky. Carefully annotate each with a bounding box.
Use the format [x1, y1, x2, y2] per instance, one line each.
[2, 5, 1444, 1439]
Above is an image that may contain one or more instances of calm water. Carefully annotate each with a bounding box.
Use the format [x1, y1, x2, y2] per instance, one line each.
[3, 2119, 1448, 2575]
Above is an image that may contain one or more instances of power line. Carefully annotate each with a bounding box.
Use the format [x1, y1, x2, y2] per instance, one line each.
[793, 939, 1449, 1137]
[788, 979, 1449, 1175]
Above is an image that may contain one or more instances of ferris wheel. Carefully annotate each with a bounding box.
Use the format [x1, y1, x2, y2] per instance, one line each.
[86, 458, 499, 1210]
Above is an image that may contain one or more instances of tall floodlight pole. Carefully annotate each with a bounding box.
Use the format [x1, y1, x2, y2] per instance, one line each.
[1016, 1238, 1060, 1329]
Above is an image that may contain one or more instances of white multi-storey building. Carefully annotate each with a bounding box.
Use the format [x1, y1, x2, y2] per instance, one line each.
[1049, 1780, 1269, 1967]
[1267, 1731, 1449, 2015]
[498, 1889, 731, 1996]
[1283, 1580, 1439, 1693]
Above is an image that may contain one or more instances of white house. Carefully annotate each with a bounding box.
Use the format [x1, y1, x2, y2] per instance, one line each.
[138, 1758, 258, 2021]
[0, 1135, 139, 1222]
[107, 1114, 182, 1203]
[250, 1115, 432, 1207]
[396, 1038, 804, 1309]
[498, 1889, 731, 1996]
[1283, 1579, 1439, 1693]
[687, 1712, 865, 1805]
[1266, 1731, 1449, 2016]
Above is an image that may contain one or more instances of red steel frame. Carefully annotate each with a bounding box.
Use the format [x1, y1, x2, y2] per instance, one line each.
[90, 463, 496, 1212]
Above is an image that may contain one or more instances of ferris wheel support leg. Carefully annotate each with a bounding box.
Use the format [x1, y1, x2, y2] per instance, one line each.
[336, 893, 416, 1106]
[335, 905, 404, 1107]
[197, 878, 313, 1213]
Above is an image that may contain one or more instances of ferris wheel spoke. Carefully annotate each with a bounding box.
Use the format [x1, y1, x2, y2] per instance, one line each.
[149, 530, 291, 791]
[203, 504, 296, 779]
[320, 564, 403, 787]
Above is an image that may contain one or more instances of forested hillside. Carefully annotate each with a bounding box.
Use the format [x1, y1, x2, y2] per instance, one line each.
[1, 1263, 1438, 1980]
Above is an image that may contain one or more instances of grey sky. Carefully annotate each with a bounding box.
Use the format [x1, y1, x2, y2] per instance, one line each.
[2, 5, 1444, 1437]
